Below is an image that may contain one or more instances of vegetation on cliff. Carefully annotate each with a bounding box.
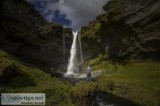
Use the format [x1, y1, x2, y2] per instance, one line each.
[0, 0, 72, 72]
[81, 0, 160, 62]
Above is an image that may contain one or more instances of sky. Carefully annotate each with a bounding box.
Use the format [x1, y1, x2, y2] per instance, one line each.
[27, 0, 108, 30]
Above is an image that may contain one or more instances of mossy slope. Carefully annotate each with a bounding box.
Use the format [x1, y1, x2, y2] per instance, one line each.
[0, 49, 73, 106]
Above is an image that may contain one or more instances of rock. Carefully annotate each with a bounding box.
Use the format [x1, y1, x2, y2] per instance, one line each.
[81, 0, 160, 62]
[55, 65, 67, 73]
[0, 0, 72, 72]
[0, 66, 18, 84]
[50, 71, 64, 78]
[64, 74, 75, 78]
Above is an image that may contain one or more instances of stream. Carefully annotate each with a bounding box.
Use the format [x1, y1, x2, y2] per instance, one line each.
[95, 92, 141, 106]
[65, 70, 141, 106]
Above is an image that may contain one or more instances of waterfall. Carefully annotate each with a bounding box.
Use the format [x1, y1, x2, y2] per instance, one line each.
[66, 31, 78, 75]
[65, 30, 84, 77]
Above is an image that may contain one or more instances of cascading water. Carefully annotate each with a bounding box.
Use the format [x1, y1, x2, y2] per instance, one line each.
[65, 30, 84, 77]
[66, 31, 78, 75]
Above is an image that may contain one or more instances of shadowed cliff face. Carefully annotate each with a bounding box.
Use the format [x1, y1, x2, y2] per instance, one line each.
[0, 0, 72, 72]
[82, 0, 160, 62]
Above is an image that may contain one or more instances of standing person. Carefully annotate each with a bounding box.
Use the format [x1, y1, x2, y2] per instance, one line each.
[86, 65, 91, 82]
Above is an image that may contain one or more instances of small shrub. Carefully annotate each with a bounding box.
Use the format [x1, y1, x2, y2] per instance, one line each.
[72, 81, 97, 106]
[97, 75, 115, 92]
[72, 81, 97, 98]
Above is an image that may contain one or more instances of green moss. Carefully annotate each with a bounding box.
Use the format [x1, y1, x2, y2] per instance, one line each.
[103, 0, 126, 21]
[82, 22, 101, 42]
[81, 55, 102, 72]
[96, 13, 108, 22]
[38, 22, 63, 40]
[64, 28, 72, 38]
[40, 23, 61, 34]
[81, 55, 116, 73]
[71, 81, 97, 106]
[88, 55, 102, 65]
[0, 49, 73, 105]
[72, 81, 97, 98]
[97, 75, 115, 92]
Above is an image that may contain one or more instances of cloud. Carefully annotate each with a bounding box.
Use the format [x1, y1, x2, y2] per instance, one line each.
[60, 0, 109, 29]
[28, 0, 109, 30]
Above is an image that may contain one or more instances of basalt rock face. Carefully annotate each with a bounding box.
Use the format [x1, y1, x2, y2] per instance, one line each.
[0, 0, 72, 72]
[81, 0, 160, 62]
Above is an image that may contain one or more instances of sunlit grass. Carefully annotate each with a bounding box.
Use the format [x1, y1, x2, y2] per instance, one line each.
[96, 62, 160, 105]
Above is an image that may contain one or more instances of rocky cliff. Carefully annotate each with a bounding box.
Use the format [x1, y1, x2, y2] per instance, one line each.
[0, 1, 74, 105]
[0, 0, 72, 72]
[81, 0, 160, 63]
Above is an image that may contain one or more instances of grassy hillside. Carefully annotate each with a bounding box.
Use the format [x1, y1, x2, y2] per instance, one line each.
[83, 56, 160, 105]
[0, 49, 73, 106]
[108, 63, 160, 105]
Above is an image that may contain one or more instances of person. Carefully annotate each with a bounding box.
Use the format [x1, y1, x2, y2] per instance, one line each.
[86, 65, 91, 82]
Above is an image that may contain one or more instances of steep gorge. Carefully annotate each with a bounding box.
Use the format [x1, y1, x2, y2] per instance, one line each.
[0, 0, 160, 105]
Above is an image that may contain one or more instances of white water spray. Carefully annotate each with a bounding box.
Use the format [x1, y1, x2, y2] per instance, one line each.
[66, 31, 78, 75]
[65, 30, 84, 76]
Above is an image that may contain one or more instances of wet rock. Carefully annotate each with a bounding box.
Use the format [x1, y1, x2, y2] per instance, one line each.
[50, 71, 64, 78]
